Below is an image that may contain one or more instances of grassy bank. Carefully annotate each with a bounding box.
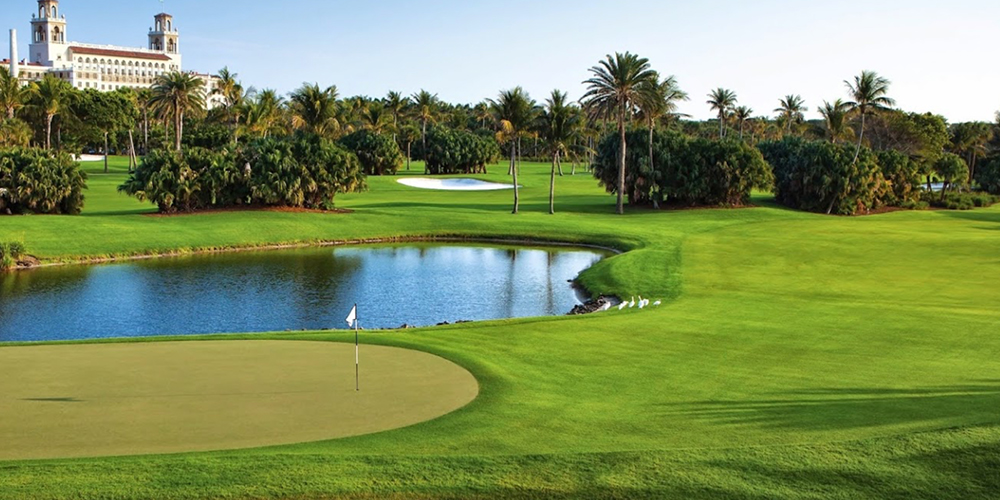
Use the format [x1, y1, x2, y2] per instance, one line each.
[1, 157, 999, 498]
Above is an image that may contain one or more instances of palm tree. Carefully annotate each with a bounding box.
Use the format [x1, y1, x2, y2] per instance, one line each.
[384, 91, 409, 141]
[149, 71, 205, 151]
[706, 88, 738, 139]
[361, 102, 391, 133]
[289, 83, 339, 137]
[490, 87, 535, 214]
[774, 94, 806, 135]
[399, 123, 420, 171]
[949, 122, 994, 180]
[582, 52, 658, 215]
[818, 99, 853, 144]
[411, 90, 438, 159]
[213, 67, 244, 140]
[30, 75, 72, 150]
[541, 90, 581, 214]
[474, 101, 492, 129]
[244, 89, 285, 139]
[733, 106, 753, 141]
[0, 67, 29, 120]
[845, 70, 895, 160]
[637, 75, 687, 206]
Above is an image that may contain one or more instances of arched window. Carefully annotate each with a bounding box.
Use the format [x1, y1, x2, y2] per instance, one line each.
[35, 27, 44, 43]
[51, 6, 57, 18]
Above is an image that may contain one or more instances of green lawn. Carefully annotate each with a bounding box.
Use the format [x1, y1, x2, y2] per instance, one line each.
[1, 156, 999, 499]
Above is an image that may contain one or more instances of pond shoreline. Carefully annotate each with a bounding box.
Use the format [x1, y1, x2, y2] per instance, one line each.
[13, 235, 623, 271]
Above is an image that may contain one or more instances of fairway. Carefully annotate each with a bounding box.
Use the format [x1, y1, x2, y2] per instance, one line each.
[0, 340, 478, 460]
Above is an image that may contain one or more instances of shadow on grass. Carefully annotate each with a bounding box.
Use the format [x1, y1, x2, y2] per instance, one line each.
[665, 384, 1000, 432]
[938, 209, 1000, 229]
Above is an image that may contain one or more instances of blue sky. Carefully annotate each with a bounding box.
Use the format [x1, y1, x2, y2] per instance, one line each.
[3, 0, 998, 122]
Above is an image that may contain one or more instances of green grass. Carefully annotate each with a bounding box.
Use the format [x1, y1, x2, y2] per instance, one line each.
[1, 156, 999, 498]
[0, 341, 477, 461]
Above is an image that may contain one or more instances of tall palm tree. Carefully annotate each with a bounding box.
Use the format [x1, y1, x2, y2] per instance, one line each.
[411, 90, 438, 159]
[818, 99, 853, 144]
[706, 88, 738, 139]
[399, 123, 420, 171]
[638, 75, 687, 206]
[845, 70, 895, 160]
[490, 87, 535, 214]
[288, 83, 339, 137]
[774, 94, 806, 135]
[582, 52, 658, 215]
[30, 75, 72, 150]
[541, 90, 581, 214]
[384, 91, 409, 141]
[213, 67, 244, 140]
[0, 67, 29, 120]
[733, 106, 753, 141]
[149, 71, 205, 151]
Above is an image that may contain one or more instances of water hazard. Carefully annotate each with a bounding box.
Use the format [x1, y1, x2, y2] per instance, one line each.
[0, 244, 608, 342]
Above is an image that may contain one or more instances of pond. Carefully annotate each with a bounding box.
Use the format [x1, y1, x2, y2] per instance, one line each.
[0, 244, 609, 342]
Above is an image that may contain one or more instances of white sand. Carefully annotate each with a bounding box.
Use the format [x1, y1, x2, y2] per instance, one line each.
[73, 154, 107, 162]
[398, 177, 518, 191]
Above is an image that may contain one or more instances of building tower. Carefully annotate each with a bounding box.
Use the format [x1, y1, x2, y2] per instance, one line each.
[9, 30, 18, 80]
[29, 0, 67, 67]
[148, 13, 179, 55]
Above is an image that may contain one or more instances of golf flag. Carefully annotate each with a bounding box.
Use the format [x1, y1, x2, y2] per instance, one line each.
[345, 305, 357, 328]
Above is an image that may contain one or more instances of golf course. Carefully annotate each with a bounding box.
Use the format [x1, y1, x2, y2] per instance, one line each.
[1, 157, 998, 499]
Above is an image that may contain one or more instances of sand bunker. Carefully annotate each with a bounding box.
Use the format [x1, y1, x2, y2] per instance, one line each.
[398, 178, 518, 191]
[73, 154, 107, 162]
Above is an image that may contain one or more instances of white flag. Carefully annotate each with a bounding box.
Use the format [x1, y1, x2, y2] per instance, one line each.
[345, 305, 357, 328]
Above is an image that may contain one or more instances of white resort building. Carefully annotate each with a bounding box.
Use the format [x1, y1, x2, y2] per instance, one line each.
[4, 0, 224, 109]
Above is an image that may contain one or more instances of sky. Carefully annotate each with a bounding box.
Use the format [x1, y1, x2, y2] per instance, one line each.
[3, 0, 999, 122]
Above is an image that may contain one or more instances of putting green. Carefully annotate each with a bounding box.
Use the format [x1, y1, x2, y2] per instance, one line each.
[0, 340, 478, 460]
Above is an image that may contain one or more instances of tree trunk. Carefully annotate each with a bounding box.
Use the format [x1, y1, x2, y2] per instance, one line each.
[421, 118, 427, 173]
[128, 130, 137, 171]
[143, 111, 149, 154]
[617, 108, 627, 215]
[511, 142, 519, 214]
[175, 109, 184, 152]
[853, 111, 866, 163]
[549, 152, 557, 215]
[104, 132, 109, 173]
[45, 114, 53, 150]
[406, 142, 411, 170]
[719, 113, 725, 139]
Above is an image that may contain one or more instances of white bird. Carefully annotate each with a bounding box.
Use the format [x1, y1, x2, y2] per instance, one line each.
[653, 300, 662, 306]
[638, 296, 645, 309]
[629, 296, 636, 308]
[599, 302, 612, 312]
[618, 301, 627, 311]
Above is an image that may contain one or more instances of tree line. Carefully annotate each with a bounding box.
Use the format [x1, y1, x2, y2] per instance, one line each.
[2, 52, 1000, 216]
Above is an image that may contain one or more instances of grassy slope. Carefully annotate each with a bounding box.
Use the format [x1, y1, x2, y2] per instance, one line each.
[1, 157, 999, 499]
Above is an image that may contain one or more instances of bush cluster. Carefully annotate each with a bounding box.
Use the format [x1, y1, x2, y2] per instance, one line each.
[424, 127, 501, 175]
[119, 133, 366, 213]
[975, 155, 1000, 195]
[919, 190, 999, 210]
[0, 148, 87, 215]
[0, 240, 26, 269]
[339, 130, 404, 176]
[592, 130, 773, 207]
[759, 137, 922, 215]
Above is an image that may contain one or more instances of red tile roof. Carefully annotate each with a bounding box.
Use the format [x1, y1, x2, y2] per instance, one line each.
[69, 46, 172, 61]
[0, 59, 46, 67]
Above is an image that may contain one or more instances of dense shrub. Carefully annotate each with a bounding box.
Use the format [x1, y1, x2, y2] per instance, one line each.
[0, 147, 87, 215]
[920, 190, 999, 210]
[592, 130, 773, 207]
[0, 119, 32, 148]
[0, 240, 27, 269]
[120, 134, 366, 212]
[758, 137, 886, 215]
[876, 150, 923, 206]
[181, 121, 234, 150]
[976, 155, 1000, 195]
[424, 127, 501, 174]
[339, 130, 404, 176]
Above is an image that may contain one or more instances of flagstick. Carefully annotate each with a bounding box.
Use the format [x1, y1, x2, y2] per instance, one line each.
[354, 303, 359, 392]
